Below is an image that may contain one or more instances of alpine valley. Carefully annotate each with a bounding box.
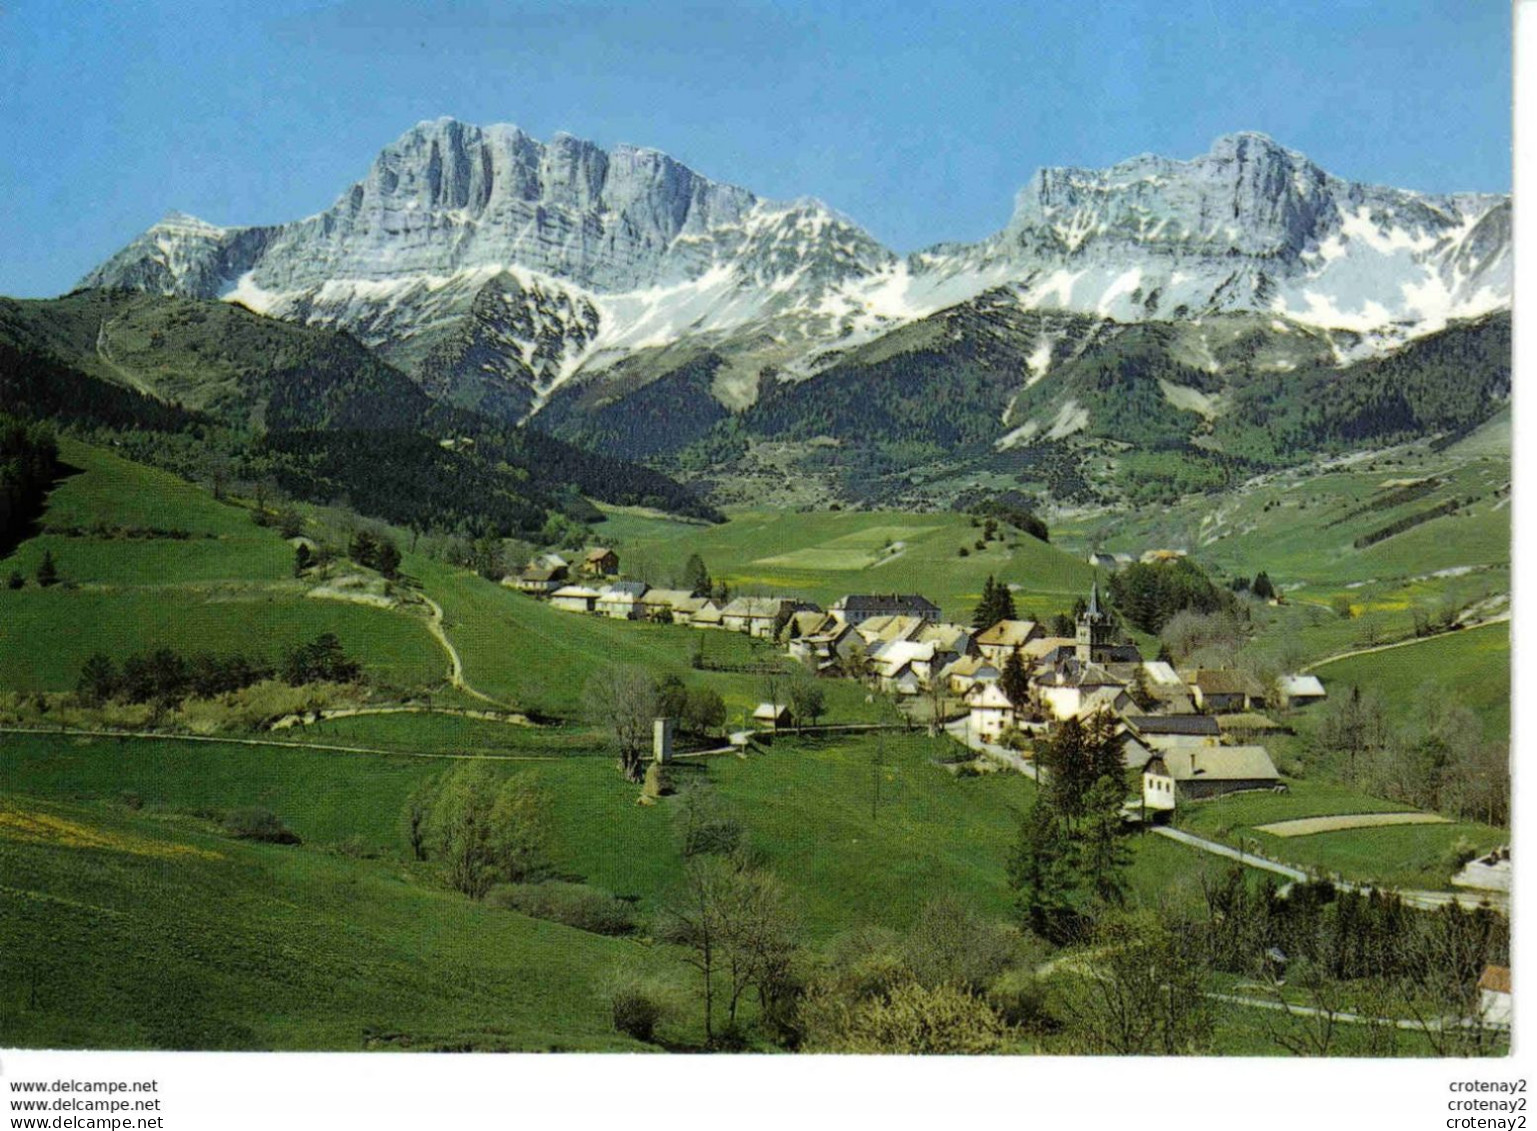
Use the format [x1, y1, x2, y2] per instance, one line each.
[80, 118, 1511, 508]
[1, 111, 1513, 1061]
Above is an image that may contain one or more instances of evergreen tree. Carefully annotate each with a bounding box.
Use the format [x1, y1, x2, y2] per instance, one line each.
[1039, 717, 1095, 824]
[1252, 571, 1276, 600]
[76, 653, 118, 706]
[293, 543, 313, 578]
[35, 549, 57, 588]
[971, 575, 1018, 631]
[683, 553, 711, 596]
[1078, 776, 1132, 907]
[1007, 798, 1080, 945]
[999, 650, 1030, 712]
[1083, 710, 1127, 795]
[972, 576, 999, 631]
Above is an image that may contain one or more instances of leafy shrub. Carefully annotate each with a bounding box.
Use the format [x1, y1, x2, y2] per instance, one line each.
[610, 986, 663, 1043]
[486, 882, 636, 936]
[987, 969, 1057, 1033]
[222, 807, 300, 844]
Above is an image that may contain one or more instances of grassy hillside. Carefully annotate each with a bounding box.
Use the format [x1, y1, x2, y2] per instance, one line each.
[0, 790, 661, 1051]
[416, 556, 886, 722]
[0, 438, 444, 693]
[1308, 621, 1511, 741]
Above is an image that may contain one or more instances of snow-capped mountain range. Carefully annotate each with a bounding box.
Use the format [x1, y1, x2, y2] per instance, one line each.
[83, 119, 1510, 421]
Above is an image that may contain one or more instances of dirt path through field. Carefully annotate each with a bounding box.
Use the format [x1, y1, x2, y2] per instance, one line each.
[95, 317, 157, 398]
[418, 594, 506, 708]
[1302, 614, 1509, 673]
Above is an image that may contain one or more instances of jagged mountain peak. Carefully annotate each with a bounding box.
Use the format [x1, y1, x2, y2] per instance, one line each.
[80, 124, 1510, 429]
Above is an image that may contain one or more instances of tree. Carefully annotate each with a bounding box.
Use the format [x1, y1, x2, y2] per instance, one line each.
[901, 895, 1018, 993]
[293, 543, 313, 578]
[1314, 685, 1387, 783]
[787, 670, 826, 728]
[375, 538, 402, 580]
[658, 855, 799, 1045]
[421, 762, 549, 899]
[683, 553, 711, 596]
[76, 652, 118, 706]
[6, 569, 22, 590]
[1037, 717, 1094, 823]
[276, 507, 303, 540]
[683, 686, 727, 737]
[999, 650, 1030, 711]
[583, 665, 659, 782]
[35, 549, 57, 588]
[971, 575, 1016, 631]
[1079, 776, 1131, 907]
[1007, 798, 1079, 945]
[1251, 570, 1276, 600]
[1066, 909, 1211, 1055]
[283, 632, 360, 685]
[348, 529, 379, 570]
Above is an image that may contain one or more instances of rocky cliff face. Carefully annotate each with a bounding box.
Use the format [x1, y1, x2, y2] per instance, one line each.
[82, 124, 1510, 423]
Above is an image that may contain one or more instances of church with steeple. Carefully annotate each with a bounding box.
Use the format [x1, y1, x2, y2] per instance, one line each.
[1074, 582, 1116, 664]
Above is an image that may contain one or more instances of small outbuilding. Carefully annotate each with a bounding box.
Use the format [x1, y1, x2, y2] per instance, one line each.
[752, 702, 793, 730]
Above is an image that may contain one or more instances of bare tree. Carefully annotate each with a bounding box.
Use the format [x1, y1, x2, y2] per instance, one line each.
[583, 665, 659, 782]
[1066, 909, 1210, 1055]
[658, 854, 798, 1046]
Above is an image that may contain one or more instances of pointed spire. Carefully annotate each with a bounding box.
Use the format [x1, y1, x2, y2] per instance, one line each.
[1087, 581, 1101, 618]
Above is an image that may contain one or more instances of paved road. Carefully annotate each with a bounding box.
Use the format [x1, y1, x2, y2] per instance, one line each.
[944, 718, 1039, 780]
[1150, 826, 1309, 881]
[1154, 825, 1507, 914]
[1203, 992, 1469, 1032]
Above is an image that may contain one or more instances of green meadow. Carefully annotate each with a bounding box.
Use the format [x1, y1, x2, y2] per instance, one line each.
[596, 506, 1097, 624]
[1306, 621, 1510, 741]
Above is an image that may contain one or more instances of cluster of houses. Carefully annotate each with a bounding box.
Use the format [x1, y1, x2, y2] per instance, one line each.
[509, 548, 1327, 817]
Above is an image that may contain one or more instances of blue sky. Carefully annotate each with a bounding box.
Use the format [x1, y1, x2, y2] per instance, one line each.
[0, 0, 1511, 297]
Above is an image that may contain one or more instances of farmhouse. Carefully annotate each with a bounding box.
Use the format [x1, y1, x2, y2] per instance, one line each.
[943, 653, 1001, 694]
[596, 581, 649, 619]
[853, 614, 928, 647]
[582, 548, 620, 577]
[871, 639, 938, 693]
[640, 588, 698, 622]
[721, 596, 818, 638]
[832, 593, 942, 625]
[668, 595, 715, 625]
[1037, 661, 1128, 722]
[511, 562, 568, 595]
[789, 620, 861, 668]
[975, 619, 1045, 665]
[1123, 715, 1221, 750]
[966, 681, 1017, 744]
[1186, 669, 1267, 713]
[549, 584, 601, 613]
[1141, 745, 1281, 809]
[1277, 673, 1328, 708]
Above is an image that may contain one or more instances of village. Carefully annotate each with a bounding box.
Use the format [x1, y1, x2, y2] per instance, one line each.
[508, 546, 1332, 820]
